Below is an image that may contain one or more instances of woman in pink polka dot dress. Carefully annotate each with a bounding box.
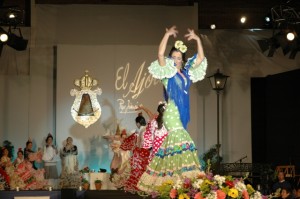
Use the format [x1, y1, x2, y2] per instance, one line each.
[140, 103, 168, 161]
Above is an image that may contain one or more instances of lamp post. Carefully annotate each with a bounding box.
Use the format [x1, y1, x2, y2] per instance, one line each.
[207, 69, 229, 164]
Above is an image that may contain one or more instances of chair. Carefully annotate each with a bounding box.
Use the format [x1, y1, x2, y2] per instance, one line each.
[275, 165, 295, 178]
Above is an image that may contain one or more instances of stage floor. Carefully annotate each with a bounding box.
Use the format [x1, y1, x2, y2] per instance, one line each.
[0, 190, 151, 199]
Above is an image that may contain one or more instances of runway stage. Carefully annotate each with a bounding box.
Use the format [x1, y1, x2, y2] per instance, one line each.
[0, 190, 151, 199]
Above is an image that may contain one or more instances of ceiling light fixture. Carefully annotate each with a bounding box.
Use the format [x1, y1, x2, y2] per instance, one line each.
[257, 4, 300, 59]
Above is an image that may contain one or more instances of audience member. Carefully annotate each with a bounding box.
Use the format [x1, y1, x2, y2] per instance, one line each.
[273, 171, 292, 193]
[281, 187, 293, 199]
[13, 148, 24, 167]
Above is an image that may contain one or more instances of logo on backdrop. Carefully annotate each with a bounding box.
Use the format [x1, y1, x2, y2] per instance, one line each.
[115, 61, 159, 113]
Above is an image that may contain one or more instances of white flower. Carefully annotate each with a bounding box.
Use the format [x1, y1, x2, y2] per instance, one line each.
[235, 181, 247, 192]
[175, 40, 184, 49]
[174, 40, 188, 53]
[206, 191, 217, 199]
[173, 179, 183, 189]
[250, 191, 263, 199]
[213, 175, 225, 187]
[192, 179, 204, 189]
[179, 45, 187, 53]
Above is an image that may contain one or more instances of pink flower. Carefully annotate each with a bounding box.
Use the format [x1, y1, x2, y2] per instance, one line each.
[194, 192, 203, 199]
[242, 190, 249, 199]
[170, 189, 177, 199]
[217, 190, 226, 199]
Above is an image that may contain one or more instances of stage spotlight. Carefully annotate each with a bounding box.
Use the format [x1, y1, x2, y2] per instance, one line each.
[6, 28, 28, 51]
[240, 16, 246, 24]
[0, 7, 25, 27]
[286, 32, 295, 41]
[265, 17, 271, 23]
[210, 24, 216, 29]
[6, 33, 28, 51]
[0, 33, 8, 42]
[0, 28, 8, 42]
[8, 12, 16, 19]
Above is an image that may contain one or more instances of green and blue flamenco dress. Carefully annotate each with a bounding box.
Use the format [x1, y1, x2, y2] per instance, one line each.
[137, 54, 207, 193]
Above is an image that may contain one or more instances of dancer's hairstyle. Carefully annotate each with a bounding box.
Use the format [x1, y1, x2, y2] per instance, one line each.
[168, 47, 187, 64]
[135, 112, 146, 126]
[156, 103, 166, 130]
[26, 138, 32, 147]
[45, 133, 53, 142]
[17, 148, 24, 155]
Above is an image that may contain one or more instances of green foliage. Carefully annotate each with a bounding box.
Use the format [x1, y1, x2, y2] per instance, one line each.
[200, 144, 223, 173]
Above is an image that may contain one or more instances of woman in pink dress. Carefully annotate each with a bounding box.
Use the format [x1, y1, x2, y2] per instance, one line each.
[138, 102, 168, 161]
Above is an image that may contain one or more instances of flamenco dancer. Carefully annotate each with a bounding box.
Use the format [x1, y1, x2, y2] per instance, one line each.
[110, 113, 149, 192]
[138, 25, 207, 192]
[136, 102, 168, 162]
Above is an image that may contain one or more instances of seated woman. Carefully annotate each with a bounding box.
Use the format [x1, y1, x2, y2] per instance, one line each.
[12, 139, 47, 190]
[13, 148, 24, 168]
[0, 147, 12, 169]
[0, 147, 12, 190]
[24, 139, 40, 170]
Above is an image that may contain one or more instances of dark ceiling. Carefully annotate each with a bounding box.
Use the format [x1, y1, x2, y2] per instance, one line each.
[0, 0, 299, 29]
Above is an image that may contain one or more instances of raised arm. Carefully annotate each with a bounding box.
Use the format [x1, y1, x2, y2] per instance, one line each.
[135, 105, 155, 120]
[158, 26, 178, 66]
[184, 28, 205, 65]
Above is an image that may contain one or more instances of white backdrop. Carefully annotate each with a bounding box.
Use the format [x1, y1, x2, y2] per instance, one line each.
[0, 3, 299, 174]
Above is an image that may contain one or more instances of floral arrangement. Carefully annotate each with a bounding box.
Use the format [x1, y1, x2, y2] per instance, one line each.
[150, 170, 266, 199]
[79, 166, 90, 174]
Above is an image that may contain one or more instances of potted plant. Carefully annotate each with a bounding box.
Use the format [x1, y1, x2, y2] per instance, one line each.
[82, 178, 90, 190]
[94, 179, 102, 190]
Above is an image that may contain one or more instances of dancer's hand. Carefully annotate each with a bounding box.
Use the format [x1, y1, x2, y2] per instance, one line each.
[184, 28, 200, 41]
[135, 105, 143, 111]
[165, 25, 178, 38]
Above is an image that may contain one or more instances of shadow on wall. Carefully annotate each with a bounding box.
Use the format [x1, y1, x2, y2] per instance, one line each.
[68, 98, 120, 172]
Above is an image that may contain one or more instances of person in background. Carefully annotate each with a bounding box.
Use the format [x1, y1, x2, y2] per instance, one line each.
[273, 171, 292, 193]
[42, 133, 59, 189]
[60, 137, 81, 189]
[24, 139, 37, 170]
[13, 148, 24, 167]
[281, 187, 294, 199]
[0, 147, 12, 169]
[294, 187, 300, 199]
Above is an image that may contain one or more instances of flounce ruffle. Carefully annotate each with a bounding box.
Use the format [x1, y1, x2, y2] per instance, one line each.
[188, 57, 208, 83]
[148, 58, 177, 80]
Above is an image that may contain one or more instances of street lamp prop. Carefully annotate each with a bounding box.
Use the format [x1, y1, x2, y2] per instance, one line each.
[207, 69, 229, 165]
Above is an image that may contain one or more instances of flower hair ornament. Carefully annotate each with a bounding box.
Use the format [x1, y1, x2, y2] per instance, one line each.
[174, 40, 187, 53]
